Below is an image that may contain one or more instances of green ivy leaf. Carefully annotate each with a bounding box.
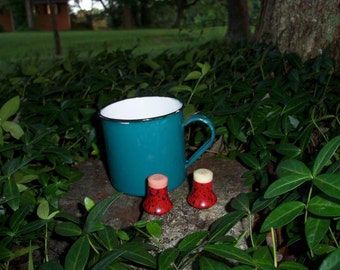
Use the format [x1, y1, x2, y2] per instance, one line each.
[14, 174, 39, 184]
[37, 199, 50, 220]
[83, 192, 121, 234]
[287, 68, 299, 82]
[178, 230, 208, 251]
[143, 58, 161, 70]
[260, 201, 305, 232]
[18, 220, 47, 234]
[9, 204, 30, 232]
[278, 261, 309, 270]
[327, 161, 340, 174]
[281, 114, 292, 135]
[84, 197, 96, 212]
[227, 116, 247, 143]
[209, 210, 246, 242]
[305, 216, 330, 250]
[252, 246, 273, 267]
[197, 62, 211, 76]
[313, 174, 340, 199]
[184, 70, 202, 81]
[312, 136, 340, 177]
[276, 159, 312, 178]
[2, 121, 24, 140]
[0, 96, 20, 123]
[54, 222, 82, 237]
[146, 221, 162, 238]
[82, 220, 104, 233]
[169, 85, 193, 94]
[264, 174, 311, 199]
[298, 125, 314, 151]
[91, 249, 126, 270]
[97, 226, 118, 251]
[38, 261, 64, 270]
[55, 165, 83, 182]
[133, 220, 147, 228]
[9, 244, 39, 265]
[1, 157, 34, 179]
[3, 179, 20, 211]
[263, 129, 285, 139]
[319, 247, 340, 270]
[308, 195, 340, 217]
[204, 244, 254, 266]
[63, 60, 73, 72]
[120, 242, 156, 269]
[239, 153, 261, 171]
[117, 230, 130, 241]
[183, 104, 196, 119]
[281, 98, 307, 115]
[231, 193, 250, 212]
[33, 76, 50, 84]
[0, 128, 3, 145]
[276, 143, 302, 158]
[0, 246, 13, 261]
[21, 64, 37, 76]
[158, 248, 179, 270]
[288, 115, 300, 129]
[312, 244, 336, 256]
[199, 256, 230, 270]
[64, 236, 90, 270]
[194, 83, 208, 93]
[251, 196, 277, 214]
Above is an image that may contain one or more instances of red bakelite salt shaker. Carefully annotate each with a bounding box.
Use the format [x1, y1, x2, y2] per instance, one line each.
[187, 168, 217, 209]
[143, 174, 173, 215]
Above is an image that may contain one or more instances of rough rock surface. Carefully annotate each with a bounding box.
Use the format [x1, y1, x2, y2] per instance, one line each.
[141, 154, 250, 250]
[60, 153, 250, 252]
[60, 160, 143, 229]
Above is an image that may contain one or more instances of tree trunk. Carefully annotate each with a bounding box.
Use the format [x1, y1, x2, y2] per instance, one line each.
[85, 12, 94, 30]
[122, 4, 134, 29]
[226, 0, 250, 42]
[173, 0, 199, 28]
[25, 0, 34, 29]
[140, 0, 151, 27]
[173, 1, 185, 28]
[254, 0, 340, 66]
[48, 0, 62, 55]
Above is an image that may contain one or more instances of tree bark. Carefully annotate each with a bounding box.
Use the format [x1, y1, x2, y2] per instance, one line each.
[122, 4, 134, 29]
[173, 3, 184, 28]
[173, 0, 199, 28]
[140, 0, 151, 27]
[226, 0, 250, 42]
[254, 0, 340, 66]
[48, 0, 62, 55]
[25, 0, 34, 29]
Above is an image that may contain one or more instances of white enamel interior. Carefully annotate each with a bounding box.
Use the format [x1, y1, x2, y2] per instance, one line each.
[100, 96, 183, 120]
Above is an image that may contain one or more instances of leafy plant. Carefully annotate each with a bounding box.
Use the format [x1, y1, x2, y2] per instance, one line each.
[0, 39, 339, 269]
[41, 193, 161, 270]
[0, 96, 24, 145]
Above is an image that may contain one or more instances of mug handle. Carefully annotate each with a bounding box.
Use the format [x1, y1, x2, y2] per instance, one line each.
[183, 114, 216, 168]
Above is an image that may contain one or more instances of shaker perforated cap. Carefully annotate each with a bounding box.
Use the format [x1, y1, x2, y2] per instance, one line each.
[193, 168, 213, 184]
[148, 174, 168, 189]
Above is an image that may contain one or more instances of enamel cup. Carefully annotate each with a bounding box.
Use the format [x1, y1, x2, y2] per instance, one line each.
[99, 96, 215, 196]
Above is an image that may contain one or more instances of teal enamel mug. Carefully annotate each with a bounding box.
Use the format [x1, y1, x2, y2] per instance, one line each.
[99, 96, 215, 196]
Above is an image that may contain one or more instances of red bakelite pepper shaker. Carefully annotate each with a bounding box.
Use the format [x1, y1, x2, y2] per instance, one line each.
[187, 168, 217, 209]
[143, 174, 173, 215]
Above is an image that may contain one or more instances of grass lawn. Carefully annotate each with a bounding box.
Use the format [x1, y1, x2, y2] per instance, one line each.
[0, 27, 226, 63]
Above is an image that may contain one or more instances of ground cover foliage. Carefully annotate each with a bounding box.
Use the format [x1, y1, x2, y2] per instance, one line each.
[0, 40, 339, 269]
